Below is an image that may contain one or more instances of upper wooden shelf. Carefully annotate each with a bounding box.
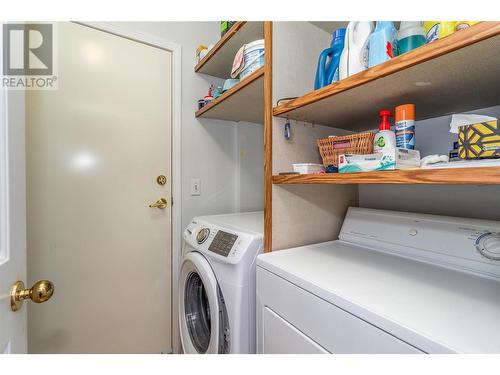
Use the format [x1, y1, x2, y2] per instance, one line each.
[273, 22, 500, 130]
[195, 22, 264, 79]
[273, 166, 500, 185]
[195, 67, 264, 123]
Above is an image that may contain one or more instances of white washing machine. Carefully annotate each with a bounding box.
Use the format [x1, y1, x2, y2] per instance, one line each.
[257, 207, 500, 354]
[179, 211, 263, 354]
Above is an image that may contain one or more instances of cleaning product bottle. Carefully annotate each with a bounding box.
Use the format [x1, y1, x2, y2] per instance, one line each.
[339, 21, 374, 80]
[368, 22, 397, 68]
[395, 104, 416, 150]
[374, 110, 396, 153]
[397, 22, 426, 55]
[440, 22, 457, 39]
[424, 21, 456, 43]
[455, 21, 480, 31]
[203, 86, 214, 105]
[314, 28, 346, 89]
[424, 21, 440, 43]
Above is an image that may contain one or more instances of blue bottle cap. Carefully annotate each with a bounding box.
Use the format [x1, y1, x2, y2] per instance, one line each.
[332, 27, 346, 41]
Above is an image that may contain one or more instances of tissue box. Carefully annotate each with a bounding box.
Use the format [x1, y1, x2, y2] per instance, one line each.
[458, 120, 500, 159]
[339, 148, 420, 173]
[292, 163, 325, 174]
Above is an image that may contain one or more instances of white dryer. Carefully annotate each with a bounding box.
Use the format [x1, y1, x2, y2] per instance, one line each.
[257, 207, 500, 354]
[180, 212, 263, 354]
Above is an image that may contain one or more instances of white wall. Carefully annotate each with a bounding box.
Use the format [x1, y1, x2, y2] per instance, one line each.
[273, 22, 332, 102]
[236, 122, 264, 212]
[360, 105, 500, 220]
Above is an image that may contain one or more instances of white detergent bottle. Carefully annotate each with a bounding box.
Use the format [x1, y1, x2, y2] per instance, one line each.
[339, 21, 374, 80]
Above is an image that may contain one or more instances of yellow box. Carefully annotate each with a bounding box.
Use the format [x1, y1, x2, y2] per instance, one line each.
[458, 120, 500, 159]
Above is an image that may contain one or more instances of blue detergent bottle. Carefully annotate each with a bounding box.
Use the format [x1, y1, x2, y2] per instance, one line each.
[314, 28, 346, 90]
[368, 21, 397, 68]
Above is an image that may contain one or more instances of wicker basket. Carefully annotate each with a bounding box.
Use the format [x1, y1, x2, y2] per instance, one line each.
[317, 132, 375, 167]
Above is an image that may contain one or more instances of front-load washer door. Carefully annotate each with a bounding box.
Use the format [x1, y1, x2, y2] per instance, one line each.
[179, 252, 229, 354]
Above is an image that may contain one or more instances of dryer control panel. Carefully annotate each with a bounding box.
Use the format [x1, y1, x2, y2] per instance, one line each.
[184, 214, 263, 264]
[339, 207, 500, 280]
[473, 232, 500, 260]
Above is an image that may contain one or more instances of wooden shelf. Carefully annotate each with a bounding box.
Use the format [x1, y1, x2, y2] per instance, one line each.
[273, 22, 500, 130]
[195, 67, 264, 123]
[273, 167, 500, 185]
[195, 22, 264, 79]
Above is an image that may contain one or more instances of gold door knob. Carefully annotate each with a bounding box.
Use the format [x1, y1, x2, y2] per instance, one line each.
[11, 280, 54, 312]
[156, 175, 167, 185]
[149, 197, 168, 209]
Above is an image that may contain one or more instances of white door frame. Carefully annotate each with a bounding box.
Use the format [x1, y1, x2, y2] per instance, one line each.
[75, 22, 183, 353]
[1, 23, 28, 351]
[0, 72, 9, 269]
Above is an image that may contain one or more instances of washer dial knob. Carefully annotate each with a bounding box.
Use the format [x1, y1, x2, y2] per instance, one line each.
[476, 233, 500, 260]
[196, 228, 210, 244]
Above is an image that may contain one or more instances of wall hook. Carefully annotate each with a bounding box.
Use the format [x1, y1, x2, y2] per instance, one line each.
[284, 117, 291, 140]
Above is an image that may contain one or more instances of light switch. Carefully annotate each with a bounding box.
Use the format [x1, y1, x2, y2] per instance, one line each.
[190, 178, 201, 196]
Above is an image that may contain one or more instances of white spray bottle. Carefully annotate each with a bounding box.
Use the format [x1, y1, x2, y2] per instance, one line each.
[339, 21, 374, 80]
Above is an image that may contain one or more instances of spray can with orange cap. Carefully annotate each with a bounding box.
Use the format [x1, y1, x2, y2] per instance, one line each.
[395, 104, 416, 150]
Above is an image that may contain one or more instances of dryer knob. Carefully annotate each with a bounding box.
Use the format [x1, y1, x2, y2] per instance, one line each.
[476, 233, 500, 260]
[197, 228, 210, 244]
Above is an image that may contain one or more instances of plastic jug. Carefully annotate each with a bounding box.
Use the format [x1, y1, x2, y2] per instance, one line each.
[424, 21, 456, 43]
[339, 22, 374, 80]
[455, 21, 480, 31]
[397, 22, 426, 55]
[368, 21, 397, 68]
[314, 28, 346, 90]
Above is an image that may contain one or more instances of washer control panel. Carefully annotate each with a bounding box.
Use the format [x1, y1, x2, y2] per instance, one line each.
[196, 228, 210, 244]
[475, 232, 500, 260]
[184, 218, 262, 264]
[208, 230, 238, 257]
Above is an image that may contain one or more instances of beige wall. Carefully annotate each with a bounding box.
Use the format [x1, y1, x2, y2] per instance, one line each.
[271, 22, 358, 250]
[237, 122, 264, 212]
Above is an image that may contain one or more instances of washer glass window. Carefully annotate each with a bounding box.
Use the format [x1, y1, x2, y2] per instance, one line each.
[184, 272, 212, 353]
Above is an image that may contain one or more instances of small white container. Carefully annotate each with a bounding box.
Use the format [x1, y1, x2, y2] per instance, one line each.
[292, 163, 325, 174]
[239, 39, 265, 80]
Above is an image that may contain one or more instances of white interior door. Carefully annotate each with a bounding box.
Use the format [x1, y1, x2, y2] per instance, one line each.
[26, 22, 172, 353]
[0, 87, 28, 353]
